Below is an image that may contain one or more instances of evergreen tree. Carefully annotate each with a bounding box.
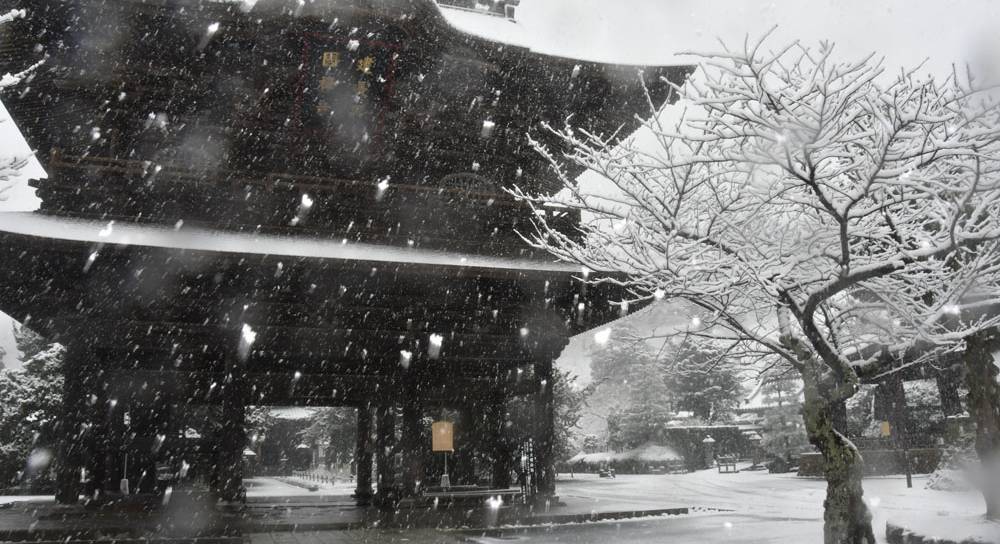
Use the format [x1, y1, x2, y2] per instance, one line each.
[0, 339, 63, 487]
[663, 339, 742, 422]
[613, 358, 674, 449]
[758, 373, 810, 459]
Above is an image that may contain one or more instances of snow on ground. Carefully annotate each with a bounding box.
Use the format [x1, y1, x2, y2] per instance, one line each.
[244, 476, 353, 499]
[0, 494, 51, 505]
[555, 468, 990, 543]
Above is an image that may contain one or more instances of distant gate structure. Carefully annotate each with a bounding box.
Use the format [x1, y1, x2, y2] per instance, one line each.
[0, 0, 691, 506]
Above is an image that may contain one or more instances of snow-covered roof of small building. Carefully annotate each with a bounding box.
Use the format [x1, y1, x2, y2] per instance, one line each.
[270, 407, 318, 420]
[568, 442, 681, 464]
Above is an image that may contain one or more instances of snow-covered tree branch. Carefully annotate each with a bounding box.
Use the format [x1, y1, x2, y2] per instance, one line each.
[514, 33, 1000, 543]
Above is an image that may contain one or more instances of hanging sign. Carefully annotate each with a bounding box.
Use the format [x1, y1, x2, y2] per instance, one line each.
[432, 421, 454, 452]
[880, 421, 892, 437]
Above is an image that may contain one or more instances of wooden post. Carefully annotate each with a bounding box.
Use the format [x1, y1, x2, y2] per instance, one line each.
[453, 407, 475, 486]
[103, 398, 126, 494]
[55, 343, 89, 504]
[215, 343, 246, 502]
[353, 403, 374, 505]
[532, 357, 556, 497]
[82, 368, 108, 500]
[375, 404, 396, 507]
[888, 372, 912, 488]
[936, 367, 964, 416]
[401, 401, 423, 496]
[489, 398, 511, 489]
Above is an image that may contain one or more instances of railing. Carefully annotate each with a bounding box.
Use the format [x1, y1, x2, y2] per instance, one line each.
[39, 151, 584, 255]
[291, 469, 342, 485]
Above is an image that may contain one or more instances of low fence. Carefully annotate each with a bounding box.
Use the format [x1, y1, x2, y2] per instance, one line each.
[290, 470, 342, 485]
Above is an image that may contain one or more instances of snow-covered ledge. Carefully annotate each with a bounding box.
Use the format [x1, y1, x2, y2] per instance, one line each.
[0, 212, 579, 273]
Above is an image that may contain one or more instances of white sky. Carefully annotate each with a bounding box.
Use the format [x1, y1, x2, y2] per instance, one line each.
[507, 0, 1000, 75]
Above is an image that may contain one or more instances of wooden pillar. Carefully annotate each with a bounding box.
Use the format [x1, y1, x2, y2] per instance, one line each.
[521, 310, 569, 501]
[879, 374, 909, 440]
[532, 358, 556, 497]
[453, 407, 476, 486]
[401, 401, 423, 496]
[937, 368, 964, 416]
[353, 403, 374, 505]
[215, 385, 246, 501]
[55, 344, 89, 504]
[488, 398, 512, 489]
[102, 399, 126, 494]
[214, 342, 246, 502]
[375, 404, 396, 507]
[81, 368, 108, 500]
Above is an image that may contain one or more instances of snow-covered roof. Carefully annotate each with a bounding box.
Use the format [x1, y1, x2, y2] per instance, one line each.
[437, 5, 528, 48]
[568, 442, 681, 464]
[270, 406, 317, 420]
[0, 98, 44, 212]
[0, 212, 580, 273]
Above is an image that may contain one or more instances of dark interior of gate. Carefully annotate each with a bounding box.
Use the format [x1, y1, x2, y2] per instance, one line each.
[0, 0, 690, 508]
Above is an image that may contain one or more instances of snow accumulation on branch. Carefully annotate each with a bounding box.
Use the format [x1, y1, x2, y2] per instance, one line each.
[513, 32, 1000, 384]
[0, 9, 42, 91]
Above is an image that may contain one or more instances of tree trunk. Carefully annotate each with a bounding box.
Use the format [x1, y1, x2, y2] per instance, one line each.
[802, 374, 876, 544]
[963, 330, 1000, 520]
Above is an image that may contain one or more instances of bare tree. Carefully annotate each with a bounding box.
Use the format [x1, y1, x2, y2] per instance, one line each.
[514, 34, 1000, 543]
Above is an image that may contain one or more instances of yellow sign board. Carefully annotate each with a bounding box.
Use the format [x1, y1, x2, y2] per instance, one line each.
[322, 51, 341, 68]
[432, 421, 454, 452]
[880, 421, 892, 437]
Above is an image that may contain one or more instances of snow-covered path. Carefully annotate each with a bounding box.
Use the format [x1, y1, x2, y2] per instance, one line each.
[551, 469, 988, 543]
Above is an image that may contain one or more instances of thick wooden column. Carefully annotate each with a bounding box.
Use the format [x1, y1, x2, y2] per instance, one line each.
[374, 404, 397, 507]
[215, 385, 246, 501]
[55, 343, 90, 504]
[353, 403, 374, 505]
[214, 340, 247, 502]
[879, 374, 910, 439]
[488, 398, 512, 489]
[937, 367, 964, 416]
[81, 368, 108, 500]
[102, 400, 126, 494]
[522, 311, 569, 501]
[401, 401, 424, 496]
[532, 358, 556, 497]
[453, 407, 476, 486]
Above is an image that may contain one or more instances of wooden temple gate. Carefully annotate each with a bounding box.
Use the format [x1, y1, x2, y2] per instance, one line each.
[0, 0, 690, 507]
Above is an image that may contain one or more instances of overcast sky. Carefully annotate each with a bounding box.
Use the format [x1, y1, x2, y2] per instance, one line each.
[514, 0, 1000, 76]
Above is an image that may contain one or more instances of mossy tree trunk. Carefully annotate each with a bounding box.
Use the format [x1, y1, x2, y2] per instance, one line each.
[964, 330, 1000, 520]
[799, 358, 876, 544]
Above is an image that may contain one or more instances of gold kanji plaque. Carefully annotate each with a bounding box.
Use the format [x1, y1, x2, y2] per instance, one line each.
[322, 51, 340, 68]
